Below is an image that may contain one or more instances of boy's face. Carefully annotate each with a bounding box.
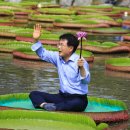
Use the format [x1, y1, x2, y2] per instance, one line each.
[57, 39, 73, 59]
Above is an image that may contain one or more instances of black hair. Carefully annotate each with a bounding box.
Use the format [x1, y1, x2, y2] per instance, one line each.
[59, 33, 79, 53]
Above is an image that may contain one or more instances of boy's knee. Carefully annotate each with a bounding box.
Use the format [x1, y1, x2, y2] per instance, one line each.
[29, 91, 39, 98]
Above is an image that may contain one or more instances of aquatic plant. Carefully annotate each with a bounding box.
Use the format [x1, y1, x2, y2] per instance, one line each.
[87, 96, 127, 110]
[76, 50, 93, 58]
[113, 6, 130, 11]
[39, 8, 76, 15]
[29, 14, 70, 22]
[0, 26, 51, 38]
[83, 41, 119, 48]
[16, 44, 58, 55]
[71, 14, 114, 21]
[17, 32, 60, 40]
[54, 19, 99, 24]
[84, 27, 129, 34]
[0, 19, 13, 23]
[80, 5, 113, 9]
[105, 57, 130, 72]
[0, 94, 109, 130]
[0, 40, 32, 51]
[106, 57, 130, 66]
[0, 8, 14, 15]
[0, 110, 104, 130]
[0, 93, 128, 123]
[22, 0, 52, 2]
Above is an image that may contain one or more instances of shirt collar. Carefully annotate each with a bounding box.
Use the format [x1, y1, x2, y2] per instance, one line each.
[59, 53, 76, 63]
[69, 53, 76, 62]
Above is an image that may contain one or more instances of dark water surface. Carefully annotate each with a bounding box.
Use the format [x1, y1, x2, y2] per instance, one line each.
[0, 53, 130, 130]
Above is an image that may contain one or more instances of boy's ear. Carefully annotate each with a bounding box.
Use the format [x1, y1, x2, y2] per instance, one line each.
[69, 46, 74, 52]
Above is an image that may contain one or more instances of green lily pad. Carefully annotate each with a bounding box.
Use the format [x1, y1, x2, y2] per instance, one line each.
[106, 57, 130, 66]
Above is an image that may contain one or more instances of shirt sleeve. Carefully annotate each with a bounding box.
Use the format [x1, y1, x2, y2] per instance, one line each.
[79, 62, 90, 84]
[31, 41, 42, 51]
[31, 41, 58, 66]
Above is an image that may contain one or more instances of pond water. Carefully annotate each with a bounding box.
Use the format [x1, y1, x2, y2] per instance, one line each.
[0, 52, 130, 130]
[0, 0, 130, 129]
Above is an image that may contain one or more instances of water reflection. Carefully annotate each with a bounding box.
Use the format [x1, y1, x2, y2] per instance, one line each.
[108, 121, 128, 130]
[90, 54, 130, 102]
[88, 34, 123, 42]
[105, 70, 130, 79]
[0, 54, 59, 94]
[13, 58, 54, 70]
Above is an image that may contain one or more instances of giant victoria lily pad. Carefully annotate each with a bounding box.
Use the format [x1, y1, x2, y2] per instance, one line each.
[0, 93, 128, 123]
[105, 57, 130, 72]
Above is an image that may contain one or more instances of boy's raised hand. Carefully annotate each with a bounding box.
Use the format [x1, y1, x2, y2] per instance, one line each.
[33, 24, 42, 42]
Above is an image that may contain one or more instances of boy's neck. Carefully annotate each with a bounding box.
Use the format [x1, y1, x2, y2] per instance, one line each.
[63, 54, 72, 62]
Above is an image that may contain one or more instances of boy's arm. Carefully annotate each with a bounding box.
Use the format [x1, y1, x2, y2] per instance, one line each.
[78, 58, 90, 84]
[31, 24, 58, 66]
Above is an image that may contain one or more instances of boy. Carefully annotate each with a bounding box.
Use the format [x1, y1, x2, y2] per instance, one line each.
[29, 24, 90, 111]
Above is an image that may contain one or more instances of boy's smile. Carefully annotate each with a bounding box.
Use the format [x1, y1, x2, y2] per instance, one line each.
[58, 39, 73, 62]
